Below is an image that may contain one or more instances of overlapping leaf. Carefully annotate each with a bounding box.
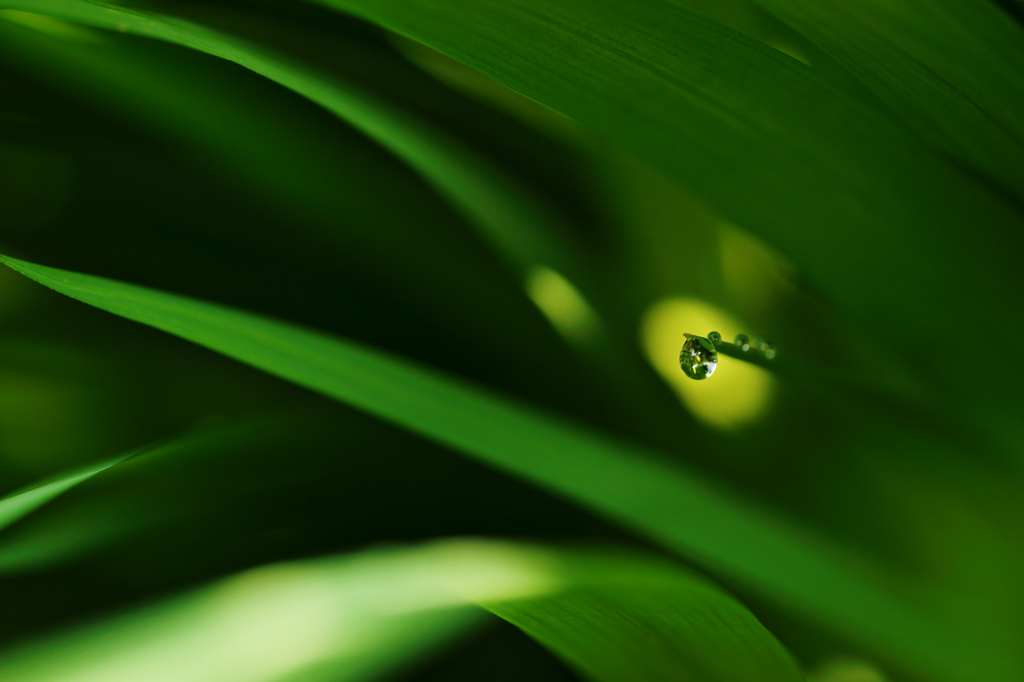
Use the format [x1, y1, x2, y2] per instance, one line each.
[309, 0, 1024, 450]
[0, 0, 585, 285]
[2, 255, 1016, 681]
[0, 1, 684, 440]
[0, 539, 804, 682]
[0, 450, 138, 534]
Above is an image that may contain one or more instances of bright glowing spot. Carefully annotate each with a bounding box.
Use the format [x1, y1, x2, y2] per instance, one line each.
[641, 297, 774, 430]
[0, 540, 561, 682]
[416, 539, 562, 603]
[811, 658, 889, 682]
[526, 266, 598, 342]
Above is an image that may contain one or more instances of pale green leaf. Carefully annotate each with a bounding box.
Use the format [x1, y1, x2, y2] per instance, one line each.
[0, 539, 804, 682]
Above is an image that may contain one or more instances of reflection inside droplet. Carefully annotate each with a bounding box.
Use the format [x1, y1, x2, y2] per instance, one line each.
[679, 335, 718, 380]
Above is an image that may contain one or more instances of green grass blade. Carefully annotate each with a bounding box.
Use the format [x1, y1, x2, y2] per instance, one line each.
[0, 419, 295, 574]
[0, 539, 804, 682]
[0, 15, 586, 386]
[744, 0, 1024, 200]
[0, 542, 490, 682]
[2, 255, 1016, 681]
[0, 0, 587, 286]
[305, 0, 1024, 440]
[0, 448, 144, 534]
[0, 2, 680, 436]
[475, 542, 804, 682]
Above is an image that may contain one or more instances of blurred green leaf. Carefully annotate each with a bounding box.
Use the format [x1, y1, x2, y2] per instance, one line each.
[2, 255, 1016, 681]
[0, 542, 488, 682]
[0, 0, 586, 287]
[0, 539, 804, 682]
[0, 448, 141, 534]
[0, 14, 567, 378]
[0, 420, 292, 574]
[745, 0, 1024, 200]
[307, 0, 1024, 450]
[0, 0, 715, 449]
[479, 543, 804, 682]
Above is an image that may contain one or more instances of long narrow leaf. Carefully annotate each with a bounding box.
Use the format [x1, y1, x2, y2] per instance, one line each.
[0, 0, 587, 286]
[2, 255, 1016, 681]
[744, 0, 1024, 200]
[307, 0, 1024, 444]
[0, 2, 689, 436]
[0, 539, 804, 682]
[0, 449, 143, 534]
[0, 420, 295, 573]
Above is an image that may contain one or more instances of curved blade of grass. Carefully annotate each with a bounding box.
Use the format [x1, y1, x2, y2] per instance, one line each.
[0, 541, 489, 682]
[472, 542, 804, 682]
[0, 419, 296, 574]
[0, 539, 804, 682]
[0, 15, 600, 406]
[742, 0, 1024, 201]
[307, 0, 1024, 441]
[0, 447, 147, 534]
[0, 0, 588, 289]
[1, 256, 1016, 681]
[0, 3, 689, 439]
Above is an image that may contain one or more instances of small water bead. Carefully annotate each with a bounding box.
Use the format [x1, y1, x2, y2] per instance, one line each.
[679, 335, 718, 380]
[708, 331, 722, 344]
[734, 334, 750, 351]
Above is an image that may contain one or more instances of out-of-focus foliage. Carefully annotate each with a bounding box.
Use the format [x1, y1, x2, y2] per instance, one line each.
[1, 0, 1022, 681]
[0, 539, 805, 682]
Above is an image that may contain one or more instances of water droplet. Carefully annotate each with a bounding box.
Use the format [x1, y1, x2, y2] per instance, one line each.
[764, 349, 776, 360]
[680, 335, 718, 380]
[734, 334, 750, 351]
[708, 331, 722, 344]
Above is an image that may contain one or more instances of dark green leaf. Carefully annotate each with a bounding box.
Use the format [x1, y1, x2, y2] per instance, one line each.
[2, 255, 1016, 681]
[746, 0, 1024, 200]
[307, 0, 1024, 446]
[0, 0, 586, 285]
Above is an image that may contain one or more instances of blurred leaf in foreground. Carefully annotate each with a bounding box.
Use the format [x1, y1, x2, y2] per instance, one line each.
[0, 539, 804, 682]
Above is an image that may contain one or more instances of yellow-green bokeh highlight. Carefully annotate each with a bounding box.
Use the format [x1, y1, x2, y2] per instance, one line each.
[525, 265, 598, 342]
[641, 297, 774, 430]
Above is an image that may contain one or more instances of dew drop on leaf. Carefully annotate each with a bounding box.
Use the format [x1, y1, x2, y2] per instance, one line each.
[734, 334, 750, 351]
[680, 335, 718, 380]
[708, 331, 722, 343]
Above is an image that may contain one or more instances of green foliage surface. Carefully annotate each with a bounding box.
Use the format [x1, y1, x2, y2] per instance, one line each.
[0, 540, 805, 682]
[1, 0, 1022, 680]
